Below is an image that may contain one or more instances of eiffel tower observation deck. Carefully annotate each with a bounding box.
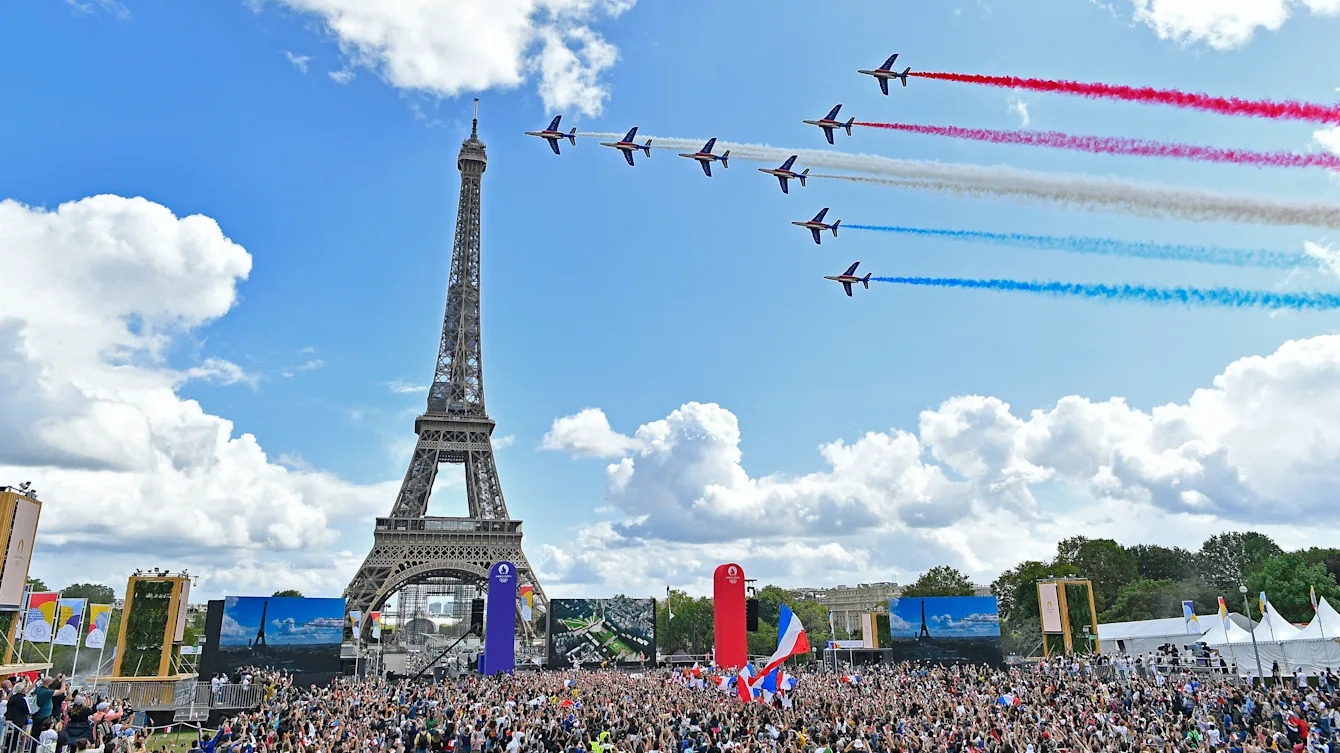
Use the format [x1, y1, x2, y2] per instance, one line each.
[344, 101, 545, 639]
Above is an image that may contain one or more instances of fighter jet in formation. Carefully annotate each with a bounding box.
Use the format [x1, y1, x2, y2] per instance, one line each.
[803, 105, 855, 145]
[525, 115, 578, 155]
[858, 54, 912, 95]
[599, 127, 653, 166]
[677, 138, 730, 177]
[757, 156, 809, 194]
[792, 208, 841, 245]
[825, 261, 872, 297]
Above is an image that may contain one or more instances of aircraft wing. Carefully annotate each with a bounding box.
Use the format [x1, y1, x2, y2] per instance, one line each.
[701, 161, 711, 177]
[843, 281, 853, 297]
[811, 228, 821, 244]
[778, 176, 790, 194]
[623, 150, 635, 167]
[879, 78, 889, 96]
[843, 261, 861, 276]
[823, 127, 834, 145]
[547, 115, 562, 131]
[824, 104, 842, 120]
[549, 138, 561, 155]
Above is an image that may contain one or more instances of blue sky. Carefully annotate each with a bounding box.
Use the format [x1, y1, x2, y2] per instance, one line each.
[3, 0, 1340, 601]
[220, 596, 344, 646]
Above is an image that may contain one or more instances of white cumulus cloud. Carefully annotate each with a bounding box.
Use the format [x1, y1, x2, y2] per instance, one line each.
[0, 195, 396, 595]
[1129, 0, 1339, 50]
[540, 335, 1340, 594]
[273, 0, 635, 115]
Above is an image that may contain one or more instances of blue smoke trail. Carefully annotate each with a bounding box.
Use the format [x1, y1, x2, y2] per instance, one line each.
[871, 276, 1340, 310]
[844, 224, 1312, 270]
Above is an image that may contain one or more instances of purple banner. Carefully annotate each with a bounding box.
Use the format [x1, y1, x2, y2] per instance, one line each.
[482, 561, 517, 675]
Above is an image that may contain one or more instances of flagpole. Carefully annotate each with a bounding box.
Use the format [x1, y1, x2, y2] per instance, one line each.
[46, 591, 61, 667]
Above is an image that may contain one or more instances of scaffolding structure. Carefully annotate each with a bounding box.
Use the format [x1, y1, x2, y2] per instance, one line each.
[390, 577, 478, 647]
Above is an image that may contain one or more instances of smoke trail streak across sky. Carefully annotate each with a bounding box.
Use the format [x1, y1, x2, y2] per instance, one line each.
[579, 133, 1340, 228]
[843, 225, 1314, 269]
[853, 122, 1340, 171]
[871, 277, 1340, 311]
[909, 72, 1340, 125]
[577, 133, 1340, 228]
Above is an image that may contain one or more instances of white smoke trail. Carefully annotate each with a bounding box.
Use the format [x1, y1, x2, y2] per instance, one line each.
[577, 132, 1340, 228]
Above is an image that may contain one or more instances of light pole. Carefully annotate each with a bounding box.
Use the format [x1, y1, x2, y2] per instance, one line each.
[1239, 585, 1265, 684]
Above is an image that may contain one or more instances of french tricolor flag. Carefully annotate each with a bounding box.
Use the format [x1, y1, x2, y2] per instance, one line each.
[736, 663, 758, 702]
[712, 675, 734, 692]
[751, 603, 810, 687]
[841, 674, 860, 684]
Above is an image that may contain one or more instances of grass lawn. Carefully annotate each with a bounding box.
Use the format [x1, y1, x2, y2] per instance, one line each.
[142, 729, 207, 753]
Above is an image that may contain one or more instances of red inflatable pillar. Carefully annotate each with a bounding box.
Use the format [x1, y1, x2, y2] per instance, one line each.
[713, 563, 747, 670]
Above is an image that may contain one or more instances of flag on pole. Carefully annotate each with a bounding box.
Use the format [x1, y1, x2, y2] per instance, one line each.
[827, 610, 835, 637]
[85, 605, 112, 649]
[1259, 592, 1271, 628]
[735, 663, 757, 702]
[23, 592, 58, 642]
[520, 586, 533, 622]
[1182, 601, 1199, 633]
[1217, 596, 1230, 633]
[1311, 586, 1319, 613]
[54, 599, 86, 646]
[666, 586, 673, 621]
[370, 611, 382, 640]
[351, 611, 362, 636]
[752, 603, 810, 684]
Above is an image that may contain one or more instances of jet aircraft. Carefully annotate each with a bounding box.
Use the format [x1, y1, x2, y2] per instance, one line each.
[599, 127, 653, 166]
[802, 105, 855, 145]
[825, 261, 872, 297]
[792, 208, 841, 245]
[858, 54, 912, 95]
[677, 138, 730, 177]
[757, 156, 809, 194]
[524, 115, 577, 154]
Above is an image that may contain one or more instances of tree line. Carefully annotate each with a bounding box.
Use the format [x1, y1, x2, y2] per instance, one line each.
[654, 532, 1340, 658]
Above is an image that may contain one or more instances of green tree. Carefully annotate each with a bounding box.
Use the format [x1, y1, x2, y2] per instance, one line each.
[26, 577, 47, 592]
[272, 589, 304, 598]
[1128, 545, 1196, 582]
[902, 566, 974, 597]
[60, 583, 116, 603]
[1245, 553, 1340, 623]
[747, 621, 779, 656]
[1197, 532, 1283, 591]
[754, 585, 790, 628]
[990, 560, 1079, 656]
[1101, 578, 1195, 623]
[1301, 548, 1340, 582]
[788, 598, 835, 647]
[657, 590, 713, 656]
[1053, 537, 1137, 611]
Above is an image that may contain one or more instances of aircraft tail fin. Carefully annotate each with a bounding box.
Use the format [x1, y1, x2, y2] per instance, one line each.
[899, 67, 911, 86]
[844, 117, 854, 136]
[642, 139, 653, 156]
[832, 220, 840, 237]
[566, 127, 577, 145]
[721, 150, 729, 168]
[798, 168, 809, 188]
[862, 273, 871, 289]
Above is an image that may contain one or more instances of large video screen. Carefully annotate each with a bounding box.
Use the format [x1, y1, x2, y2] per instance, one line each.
[213, 596, 346, 679]
[546, 598, 655, 667]
[887, 596, 1003, 666]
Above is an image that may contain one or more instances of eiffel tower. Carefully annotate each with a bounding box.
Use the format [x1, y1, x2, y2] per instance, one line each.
[344, 101, 546, 636]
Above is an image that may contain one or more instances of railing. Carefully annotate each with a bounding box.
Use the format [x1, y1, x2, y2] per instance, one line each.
[92, 681, 265, 712]
[194, 683, 266, 709]
[0, 721, 42, 753]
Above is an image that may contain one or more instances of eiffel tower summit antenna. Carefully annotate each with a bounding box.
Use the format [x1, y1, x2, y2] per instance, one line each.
[344, 99, 545, 640]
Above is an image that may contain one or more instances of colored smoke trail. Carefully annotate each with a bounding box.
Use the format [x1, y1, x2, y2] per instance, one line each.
[844, 225, 1312, 269]
[871, 277, 1340, 311]
[910, 72, 1340, 125]
[577, 132, 1340, 228]
[854, 122, 1340, 171]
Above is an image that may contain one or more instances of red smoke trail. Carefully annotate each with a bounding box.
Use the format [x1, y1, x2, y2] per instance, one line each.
[854, 122, 1340, 171]
[911, 72, 1340, 124]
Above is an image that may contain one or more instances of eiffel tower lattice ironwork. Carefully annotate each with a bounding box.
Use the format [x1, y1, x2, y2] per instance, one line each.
[344, 101, 546, 635]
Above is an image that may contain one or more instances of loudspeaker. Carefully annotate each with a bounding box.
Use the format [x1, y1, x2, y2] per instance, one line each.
[745, 598, 759, 631]
[470, 598, 485, 633]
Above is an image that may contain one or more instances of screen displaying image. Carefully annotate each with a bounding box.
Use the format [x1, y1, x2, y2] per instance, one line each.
[546, 598, 655, 667]
[214, 596, 346, 677]
[887, 595, 1003, 665]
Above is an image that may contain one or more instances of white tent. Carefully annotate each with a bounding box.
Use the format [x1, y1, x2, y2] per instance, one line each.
[1098, 613, 1223, 655]
[1203, 596, 1340, 677]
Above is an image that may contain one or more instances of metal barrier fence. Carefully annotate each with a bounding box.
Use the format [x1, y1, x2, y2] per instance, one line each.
[0, 721, 42, 753]
[91, 681, 265, 712]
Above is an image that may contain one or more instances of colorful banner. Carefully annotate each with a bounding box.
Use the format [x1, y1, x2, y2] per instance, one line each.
[520, 585, 533, 623]
[54, 598, 86, 646]
[350, 610, 362, 638]
[1182, 600, 1200, 633]
[482, 561, 517, 676]
[369, 610, 381, 640]
[23, 592, 58, 642]
[713, 563, 747, 670]
[86, 604, 112, 649]
[0, 496, 41, 611]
